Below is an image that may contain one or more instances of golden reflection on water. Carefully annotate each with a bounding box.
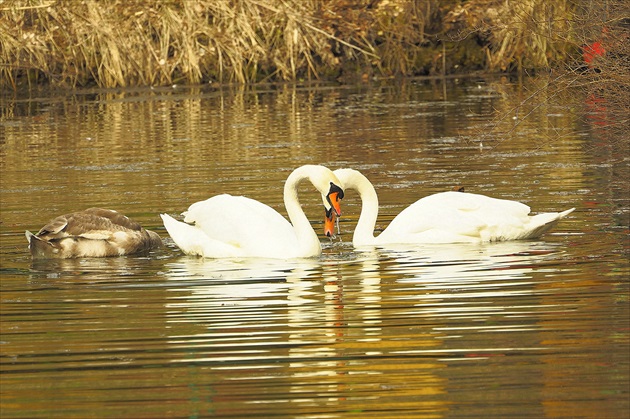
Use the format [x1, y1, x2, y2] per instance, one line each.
[161, 252, 450, 415]
[2, 79, 587, 214]
[1, 78, 628, 418]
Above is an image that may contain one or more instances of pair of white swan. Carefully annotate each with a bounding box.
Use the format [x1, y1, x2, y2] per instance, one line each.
[26, 165, 574, 259]
[325, 168, 575, 247]
[162, 165, 573, 258]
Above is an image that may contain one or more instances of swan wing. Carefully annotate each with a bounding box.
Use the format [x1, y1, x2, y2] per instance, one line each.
[165, 194, 299, 258]
[381, 191, 535, 243]
[35, 208, 145, 238]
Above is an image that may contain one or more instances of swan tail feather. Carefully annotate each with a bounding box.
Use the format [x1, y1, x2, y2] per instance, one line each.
[161, 214, 207, 256]
[522, 207, 575, 239]
[160, 213, 238, 258]
[25, 230, 36, 243]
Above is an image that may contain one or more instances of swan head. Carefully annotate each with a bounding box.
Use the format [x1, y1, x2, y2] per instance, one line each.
[324, 168, 367, 237]
[325, 182, 344, 217]
[322, 181, 343, 238]
[322, 183, 343, 239]
[286, 165, 344, 235]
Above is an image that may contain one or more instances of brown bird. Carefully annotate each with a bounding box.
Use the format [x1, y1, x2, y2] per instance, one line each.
[26, 208, 162, 258]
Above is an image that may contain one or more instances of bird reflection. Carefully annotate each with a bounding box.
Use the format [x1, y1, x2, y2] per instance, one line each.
[159, 239, 563, 415]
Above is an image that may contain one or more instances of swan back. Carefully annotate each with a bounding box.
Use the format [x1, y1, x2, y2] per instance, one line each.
[382, 191, 573, 243]
[172, 194, 298, 258]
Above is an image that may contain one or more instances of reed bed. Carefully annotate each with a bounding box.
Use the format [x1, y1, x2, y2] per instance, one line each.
[1, 0, 625, 90]
[1, 0, 378, 88]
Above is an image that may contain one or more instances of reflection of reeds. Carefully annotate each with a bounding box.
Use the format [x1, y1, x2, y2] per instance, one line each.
[0, 79, 587, 223]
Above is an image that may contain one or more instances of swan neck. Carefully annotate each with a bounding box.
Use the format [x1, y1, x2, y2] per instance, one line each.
[284, 167, 320, 255]
[350, 172, 379, 245]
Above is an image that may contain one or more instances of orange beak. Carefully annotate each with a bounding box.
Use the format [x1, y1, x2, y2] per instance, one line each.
[328, 191, 342, 217]
[324, 208, 336, 237]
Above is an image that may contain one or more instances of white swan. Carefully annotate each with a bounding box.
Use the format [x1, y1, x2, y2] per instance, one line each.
[326, 168, 575, 246]
[161, 165, 344, 259]
[26, 208, 163, 258]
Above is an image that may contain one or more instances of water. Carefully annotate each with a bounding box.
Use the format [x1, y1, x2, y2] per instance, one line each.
[1, 78, 628, 418]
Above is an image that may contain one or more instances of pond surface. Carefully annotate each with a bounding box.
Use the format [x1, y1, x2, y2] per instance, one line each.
[1, 78, 628, 418]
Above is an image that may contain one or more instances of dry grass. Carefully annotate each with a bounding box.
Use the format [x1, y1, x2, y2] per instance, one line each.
[443, 0, 574, 72]
[0, 0, 378, 88]
[1, 0, 625, 89]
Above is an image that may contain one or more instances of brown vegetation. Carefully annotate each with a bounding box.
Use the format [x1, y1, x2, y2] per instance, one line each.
[3, 0, 618, 89]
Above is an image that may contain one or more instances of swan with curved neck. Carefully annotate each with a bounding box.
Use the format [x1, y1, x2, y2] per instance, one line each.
[326, 168, 574, 246]
[161, 165, 344, 258]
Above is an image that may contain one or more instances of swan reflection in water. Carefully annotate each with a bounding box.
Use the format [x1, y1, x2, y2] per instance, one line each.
[162, 253, 447, 411]
[164, 257, 323, 308]
[27, 253, 164, 282]
[162, 239, 562, 343]
[376, 239, 562, 281]
[159, 240, 562, 412]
